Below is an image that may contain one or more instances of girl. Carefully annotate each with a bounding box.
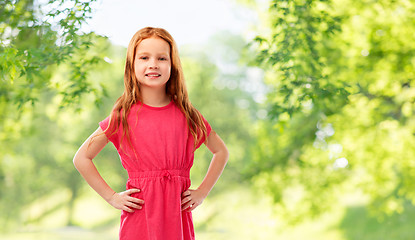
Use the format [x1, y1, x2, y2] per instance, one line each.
[73, 27, 228, 240]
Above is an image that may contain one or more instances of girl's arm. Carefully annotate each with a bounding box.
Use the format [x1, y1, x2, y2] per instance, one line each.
[73, 127, 144, 212]
[181, 130, 229, 211]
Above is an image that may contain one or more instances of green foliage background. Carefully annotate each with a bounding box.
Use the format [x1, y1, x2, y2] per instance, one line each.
[252, 0, 415, 224]
[1, 0, 415, 239]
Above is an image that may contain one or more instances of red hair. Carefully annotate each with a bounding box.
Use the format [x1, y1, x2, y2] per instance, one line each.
[100, 27, 208, 153]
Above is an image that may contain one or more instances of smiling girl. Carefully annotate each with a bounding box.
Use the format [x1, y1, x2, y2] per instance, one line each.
[73, 27, 228, 240]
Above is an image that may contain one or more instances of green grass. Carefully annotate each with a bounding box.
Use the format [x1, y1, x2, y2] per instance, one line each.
[339, 203, 415, 240]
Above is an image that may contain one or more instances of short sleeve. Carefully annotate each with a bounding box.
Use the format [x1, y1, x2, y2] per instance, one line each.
[195, 114, 212, 150]
[99, 115, 120, 149]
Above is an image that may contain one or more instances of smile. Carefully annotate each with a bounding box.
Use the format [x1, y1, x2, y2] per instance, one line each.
[145, 73, 161, 77]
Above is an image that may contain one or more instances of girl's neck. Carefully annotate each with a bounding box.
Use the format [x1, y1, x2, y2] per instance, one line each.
[140, 86, 171, 107]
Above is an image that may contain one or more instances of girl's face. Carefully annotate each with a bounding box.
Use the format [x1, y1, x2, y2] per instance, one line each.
[134, 37, 171, 90]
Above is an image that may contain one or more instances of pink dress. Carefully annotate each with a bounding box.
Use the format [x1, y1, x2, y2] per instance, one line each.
[99, 100, 211, 240]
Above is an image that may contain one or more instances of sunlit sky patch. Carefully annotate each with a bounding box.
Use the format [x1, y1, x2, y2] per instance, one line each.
[82, 0, 258, 47]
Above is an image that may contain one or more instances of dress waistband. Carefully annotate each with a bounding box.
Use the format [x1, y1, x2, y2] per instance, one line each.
[128, 169, 190, 179]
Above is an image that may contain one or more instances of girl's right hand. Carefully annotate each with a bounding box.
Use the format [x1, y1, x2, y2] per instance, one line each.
[107, 189, 144, 213]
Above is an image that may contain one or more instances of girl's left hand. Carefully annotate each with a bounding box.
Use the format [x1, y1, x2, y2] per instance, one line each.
[181, 189, 207, 212]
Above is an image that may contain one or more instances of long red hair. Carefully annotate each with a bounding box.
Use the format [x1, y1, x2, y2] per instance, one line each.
[101, 27, 208, 152]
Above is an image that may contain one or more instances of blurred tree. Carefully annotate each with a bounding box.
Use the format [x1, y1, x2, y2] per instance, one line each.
[252, 0, 349, 119]
[0, 34, 114, 230]
[0, 0, 109, 230]
[250, 0, 415, 223]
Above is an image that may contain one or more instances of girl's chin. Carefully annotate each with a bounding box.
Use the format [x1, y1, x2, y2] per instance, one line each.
[138, 82, 169, 89]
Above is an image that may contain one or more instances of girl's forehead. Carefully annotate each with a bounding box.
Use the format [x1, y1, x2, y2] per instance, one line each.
[136, 37, 170, 54]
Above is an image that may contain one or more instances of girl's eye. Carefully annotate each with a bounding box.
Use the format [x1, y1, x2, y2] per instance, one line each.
[139, 56, 148, 60]
[159, 57, 167, 61]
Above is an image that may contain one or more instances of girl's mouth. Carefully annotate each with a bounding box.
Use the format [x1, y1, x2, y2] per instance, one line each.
[145, 73, 161, 77]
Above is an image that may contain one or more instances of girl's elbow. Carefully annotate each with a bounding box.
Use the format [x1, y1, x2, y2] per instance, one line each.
[73, 156, 81, 169]
[73, 153, 86, 169]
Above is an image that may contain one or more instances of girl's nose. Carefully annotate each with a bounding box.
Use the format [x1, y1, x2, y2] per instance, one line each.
[148, 59, 159, 69]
